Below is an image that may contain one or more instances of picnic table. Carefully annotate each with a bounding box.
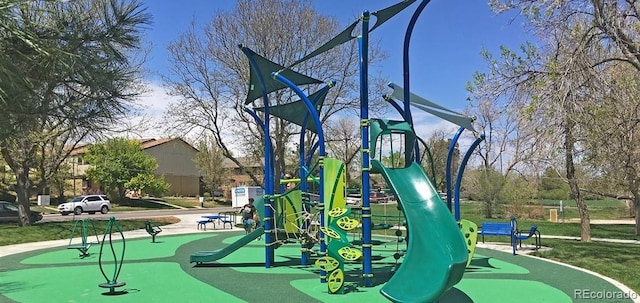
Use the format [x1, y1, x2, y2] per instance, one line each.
[197, 213, 235, 230]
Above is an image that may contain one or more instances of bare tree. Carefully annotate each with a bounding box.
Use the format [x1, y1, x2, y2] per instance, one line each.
[162, 0, 388, 191]
[325, 118, 360, 186]
[486, 0, 640, 240]
[583, 65, 640, 236]
[422, 129, 453, 192]
[468, 69, 546, 218]
[194, 135, 229, 197]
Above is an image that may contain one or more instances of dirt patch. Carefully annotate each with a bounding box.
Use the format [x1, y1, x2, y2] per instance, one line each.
[131, 216, 180, 225]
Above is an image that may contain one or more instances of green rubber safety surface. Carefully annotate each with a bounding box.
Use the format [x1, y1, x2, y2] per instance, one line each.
[466, 253, 529, 274]
[0, 231, 634, 303]
[22, 233, 214, 265]
[0, 262, 244, 303]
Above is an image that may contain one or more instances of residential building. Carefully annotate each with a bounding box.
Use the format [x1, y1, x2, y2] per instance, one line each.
[219, 157, 263, 197]
[68, 138, 200, 197]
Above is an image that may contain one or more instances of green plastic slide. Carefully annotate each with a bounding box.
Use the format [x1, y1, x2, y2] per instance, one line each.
[375, 161, 468, 303]
[190, 227, 264, 264]
[190, 197, 266, 264]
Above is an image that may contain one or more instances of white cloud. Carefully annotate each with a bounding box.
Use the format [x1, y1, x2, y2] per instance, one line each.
[137, 81, 176, 118]
[109, 81, 179, 140]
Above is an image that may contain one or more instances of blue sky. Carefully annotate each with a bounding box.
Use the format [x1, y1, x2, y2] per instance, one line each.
[139, 0, 529, 139]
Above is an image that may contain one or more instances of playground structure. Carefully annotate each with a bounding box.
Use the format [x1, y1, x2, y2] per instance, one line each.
[97, 216, 127, 295]
[66, 216, 129, 295]
[190, 1, 486, 302]
[67, 218, 100, 258]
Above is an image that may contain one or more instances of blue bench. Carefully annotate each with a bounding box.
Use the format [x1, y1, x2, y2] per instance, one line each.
[478, 217, 541, 254]
[478, 218, 516, 243]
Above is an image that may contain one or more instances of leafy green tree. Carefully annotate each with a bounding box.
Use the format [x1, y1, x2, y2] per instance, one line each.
[125, 174, 170, 198]
[0, 0, 150, 226]
[477, 168, 507, 218]
[84, 138, 168, 201]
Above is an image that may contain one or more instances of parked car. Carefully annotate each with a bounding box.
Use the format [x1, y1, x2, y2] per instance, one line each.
[370, 192, 392, 203]
[346, 194, 361, 205]
[345, 192, 393, 204]
[58, 195, 111, 215]
[0, 201, 43, 223]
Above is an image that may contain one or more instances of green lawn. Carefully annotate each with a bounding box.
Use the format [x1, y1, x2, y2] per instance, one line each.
[534, 238, 640, 294]
[0, 217, 178, 246]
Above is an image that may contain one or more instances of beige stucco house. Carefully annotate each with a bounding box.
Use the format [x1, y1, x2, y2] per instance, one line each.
[68, 138, 200, 197]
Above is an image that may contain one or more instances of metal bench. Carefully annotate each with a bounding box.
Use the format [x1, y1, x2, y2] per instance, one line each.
[477, 218, 516, 243]
[515, 225, 541, 249]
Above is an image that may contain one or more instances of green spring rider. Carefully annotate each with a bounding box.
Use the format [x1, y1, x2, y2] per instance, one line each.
[98, 216, 127, 295]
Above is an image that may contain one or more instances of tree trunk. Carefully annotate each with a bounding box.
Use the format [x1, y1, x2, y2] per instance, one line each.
[484, 199, 494, 218]
[630, 198, 640, 240]
[16, 171, 33, 227]
[635, 201, 640, 238]
[564, 110, 590, 242]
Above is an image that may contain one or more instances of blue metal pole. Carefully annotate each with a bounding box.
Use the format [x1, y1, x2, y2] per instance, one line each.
[446, 127, 464, 212]
[402, 0, 431, 162]
[453, 135, 484, 221]
[385, 94, 405, 118]
[402, 0, 431, 123]
[242, 106, 265, 130]
[239, 44, 275, 267]
[298, 115, 310, 265]
[298, 130, 309, 265]
[273, 72, 327, 281]
[297, 87, 328, 266]
[358, 11, 373, 287]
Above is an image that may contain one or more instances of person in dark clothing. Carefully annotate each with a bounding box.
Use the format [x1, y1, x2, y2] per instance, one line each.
[240, 198, 256, 233]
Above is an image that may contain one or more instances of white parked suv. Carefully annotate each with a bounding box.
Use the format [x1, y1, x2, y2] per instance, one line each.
[58, 195, 111, 216]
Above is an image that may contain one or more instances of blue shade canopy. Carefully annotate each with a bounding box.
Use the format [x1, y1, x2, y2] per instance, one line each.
[253, 86, 331, 134]
[241, 46, 322, 105]
[387, 82, 477, 133]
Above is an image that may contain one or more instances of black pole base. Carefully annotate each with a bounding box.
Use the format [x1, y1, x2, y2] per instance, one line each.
[99, 282, 127, 296]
